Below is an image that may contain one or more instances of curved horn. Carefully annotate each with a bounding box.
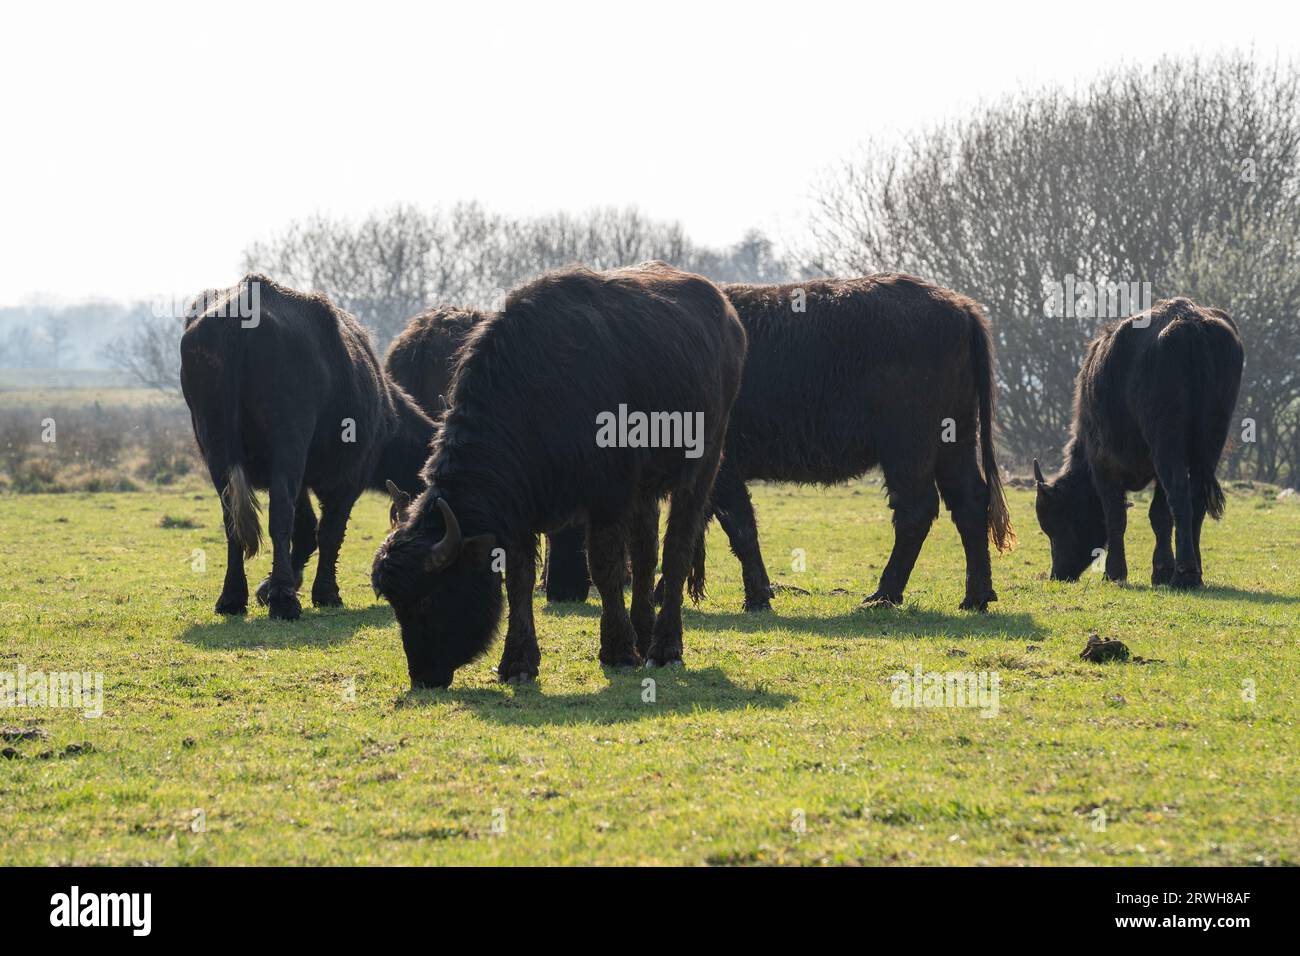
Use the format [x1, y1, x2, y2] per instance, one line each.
[1033, 459, 1046, 485]
[426, 497, 463, 571]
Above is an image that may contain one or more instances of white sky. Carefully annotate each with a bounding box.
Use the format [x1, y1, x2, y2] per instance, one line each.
[1, 0, 1297, 305]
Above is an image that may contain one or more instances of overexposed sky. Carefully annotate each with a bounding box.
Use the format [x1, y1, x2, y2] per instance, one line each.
[1, 0, 1296, 305]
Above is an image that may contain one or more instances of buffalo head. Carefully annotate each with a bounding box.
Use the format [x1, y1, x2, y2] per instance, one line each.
[1033, 458, 1106, 582]
[372, 487, 501, 689]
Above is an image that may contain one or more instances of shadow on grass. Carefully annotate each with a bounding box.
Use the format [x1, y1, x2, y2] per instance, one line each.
[539, 600, 601, 620]
[177, 604, 394, 649]
[401, 665, 793, 726]
[684, 604, 1046, 641]
[1193, 584, 1298, 606]
[541, 592, 1045, 641]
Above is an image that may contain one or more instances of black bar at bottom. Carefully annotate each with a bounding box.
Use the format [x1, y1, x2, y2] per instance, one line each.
[0, 866, 1290, 941]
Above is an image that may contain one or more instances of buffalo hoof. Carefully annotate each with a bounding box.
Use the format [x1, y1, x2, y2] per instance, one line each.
[600, 613, 641, 663]
[1170, 570, 1203, 591]
[214, 594, 247, 616]
[600, 647, 643, 670]
[643, 653, 683, 669]
[1151, 565, 1175, 586]
[311, 588, 343, 609]
[958, 590, 997, 612]
[497, 662, 538, 684]
[742, 598, 773, 613]
[859, 591, 903, 610]
[267, 592, 302, 621]
[255, 576, 291, 606]
[256, 572, 304, 605]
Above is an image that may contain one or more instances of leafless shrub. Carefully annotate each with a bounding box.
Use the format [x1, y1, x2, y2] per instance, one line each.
[811, 53, 1300, 480]
[0, 400, 197, 494]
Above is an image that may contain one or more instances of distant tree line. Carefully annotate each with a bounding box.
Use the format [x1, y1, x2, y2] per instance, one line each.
[241, 204, 801, 350]
[1, 308, 115, 370]
[95, 205, 800, 403]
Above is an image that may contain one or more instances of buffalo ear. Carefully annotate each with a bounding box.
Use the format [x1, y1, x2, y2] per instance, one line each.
[385, 480, 412, 525]
[1033, 459, 1057, 506]
[458, 533, 498, 570]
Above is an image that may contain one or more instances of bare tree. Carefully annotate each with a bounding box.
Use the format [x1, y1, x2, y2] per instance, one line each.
[242, 202, 513, 347]
[812, 53, 1300, 474]
[3, 325, 37, 367]
[42, 317, 76, 369]
[243, 204, 802, 352]
[1165, 219, 1300, 482]
[101, 304, 183, 394]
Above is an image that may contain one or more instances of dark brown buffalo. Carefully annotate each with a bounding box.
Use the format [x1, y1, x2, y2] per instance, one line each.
[383, 306, 485, 416]
[371, 263, 746, 688]
[697, 275, 1015, 612]
[1034, 298, 1244, 588]
[391, 274, 1014, 615]
[180, 275, 435, 619]
[382, 306, 593, 602]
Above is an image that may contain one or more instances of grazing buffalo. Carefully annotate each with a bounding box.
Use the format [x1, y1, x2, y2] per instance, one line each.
[581, 274, 1013, 612]
[383, 307, 593, 602]
[181, 274, 436, 619]
[383, 306, 486, 415]
[371, 262, 746, 688]
[1034, 298, 1243, 588]
[711, 275, 1015, 611]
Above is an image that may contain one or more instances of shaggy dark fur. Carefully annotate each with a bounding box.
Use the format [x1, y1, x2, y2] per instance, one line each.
[181, 274, 435, 620]
[372, 262, 746, 689]
[711, 275, 1014, 611]
[1034, 298, 1243, 588]
[599, 274, 1013, 612]
[383, 306, 486, 416]
[383, 307, 594, 602]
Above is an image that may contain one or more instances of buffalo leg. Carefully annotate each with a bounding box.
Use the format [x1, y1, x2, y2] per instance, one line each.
[215, 496, 249, 615]
[290, 490, 318, 583]
[497, 539, 541, 682]
[1149, 484, 1175, 585]
[1154, 449, 1201, 589]
[310, 488, 359, 608]
[1094, 475, 1128, 583]
[711, 464, 774, 613]
[588, 520, 641, 668]
[647, 455, 721, 667]
[256, 488, 316, 605]
[628, 496, 660, 656]
[260, 452, 308, 620]
[545, 526, 591, 603]
[1190, 476, 1210, 580]
[936, 446, 996, 611]
[862, 466, 939, 607]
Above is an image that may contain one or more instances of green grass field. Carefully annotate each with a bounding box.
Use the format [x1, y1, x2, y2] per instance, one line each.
[2, 478, 1297, 865]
